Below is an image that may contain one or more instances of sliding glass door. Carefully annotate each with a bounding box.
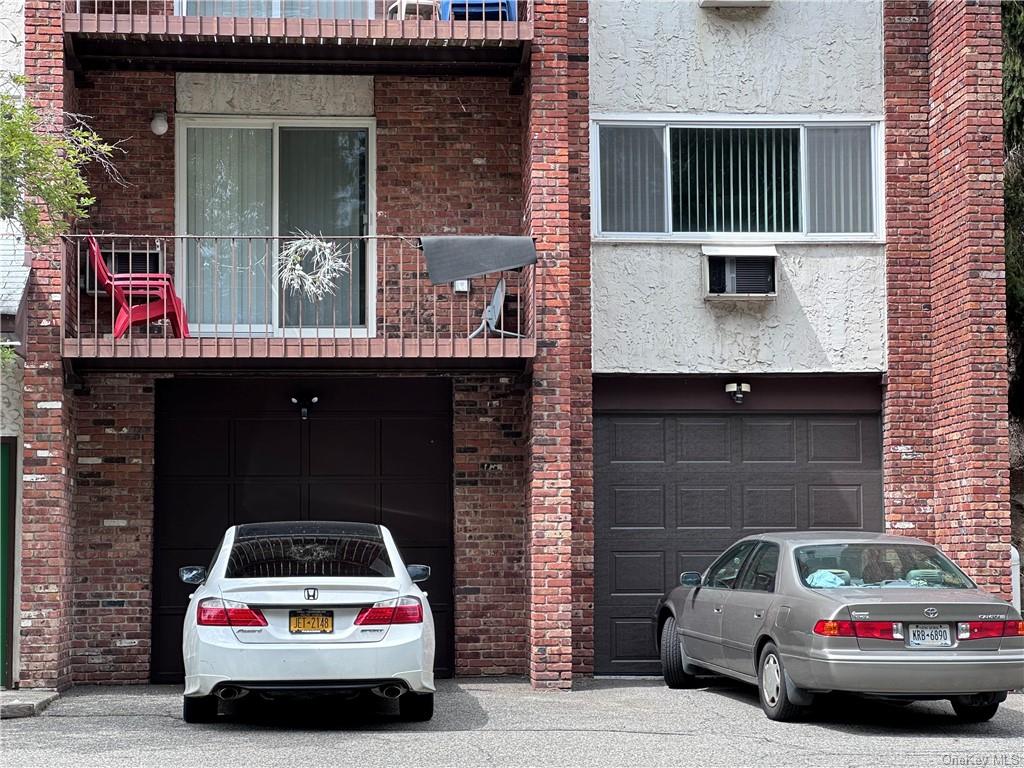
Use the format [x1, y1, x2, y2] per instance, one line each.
[181, 119, 371, 337]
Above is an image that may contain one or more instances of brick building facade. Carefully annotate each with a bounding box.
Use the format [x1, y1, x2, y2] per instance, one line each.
[5, 0, 1011, 691]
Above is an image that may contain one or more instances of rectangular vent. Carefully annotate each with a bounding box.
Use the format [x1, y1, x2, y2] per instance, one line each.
[706, 255, 776, 298]
[82, 249, 163, 295]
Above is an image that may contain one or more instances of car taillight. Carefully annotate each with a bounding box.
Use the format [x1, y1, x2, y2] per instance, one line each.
[197, 598, 267, 627]
[957, 621, 1024, 639]
[1003, 620, 1024, 637]
[813, 620, 903, 639]
[813, 620, 855, 637]
[354, 597, 423, 626]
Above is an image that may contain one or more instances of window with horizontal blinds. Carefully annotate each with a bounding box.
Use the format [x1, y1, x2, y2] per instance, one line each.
[596, 120, 879, 237]
[599, 126, 666, 234]
[670, 127, 800, 234]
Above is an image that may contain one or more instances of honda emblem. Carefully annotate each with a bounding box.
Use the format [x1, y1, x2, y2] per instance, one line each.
[304, 588, 318, 601]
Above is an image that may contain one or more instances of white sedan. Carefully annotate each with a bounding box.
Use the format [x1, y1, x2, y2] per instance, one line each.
[179, 521, 436, 723]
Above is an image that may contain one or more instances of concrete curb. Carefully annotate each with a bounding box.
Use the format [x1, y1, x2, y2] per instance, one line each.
[0, 690, 60, 719]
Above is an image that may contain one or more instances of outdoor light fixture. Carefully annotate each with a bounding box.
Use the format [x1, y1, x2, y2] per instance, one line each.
[725, 382, 751, 404]
[150, 111, 169, 136]
[290, 395, 319, 420]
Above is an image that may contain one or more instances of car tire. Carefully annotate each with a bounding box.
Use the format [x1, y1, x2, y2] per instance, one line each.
[757, 643, 805, 722]
[951, 698, 1000, 723]
[660, 616, 697, 689]
[182, 695, 218, 724]
[398, 692, 434, 722]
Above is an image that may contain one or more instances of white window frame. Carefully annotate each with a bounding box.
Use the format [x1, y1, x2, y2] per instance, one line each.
[590, 113, 885, 244]
[174, 114, 377, 339]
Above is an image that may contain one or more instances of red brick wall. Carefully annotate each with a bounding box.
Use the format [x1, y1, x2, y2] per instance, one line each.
[926, 0, 1010, 596]
[523, 0, 573, 689]
[78, 72, 176, 238]
[567, 0, 593, 677]
[19, 0, 78, 690]
[452, 374, 527, 675]
[884, 0, 1011, 597]
[71, 374, 157, 683]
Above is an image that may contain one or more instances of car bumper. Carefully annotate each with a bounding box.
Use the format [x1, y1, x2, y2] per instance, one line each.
[784, 649, 1024, 695]
[184, 630, 434, 697]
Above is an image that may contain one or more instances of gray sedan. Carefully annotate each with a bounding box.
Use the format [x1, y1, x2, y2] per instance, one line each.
[655, 531, 1024, 721]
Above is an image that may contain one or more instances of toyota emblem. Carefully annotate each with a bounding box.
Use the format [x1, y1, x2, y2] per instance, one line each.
[923, 607, 939, 618]
[304, 588, 318, 601]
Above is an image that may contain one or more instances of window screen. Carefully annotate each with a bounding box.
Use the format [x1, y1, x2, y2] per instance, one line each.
[671, 127, 800, 234]
[599, 125, 666, 233]
[226, 523, 394, 579]
[805, 125, 874, 234]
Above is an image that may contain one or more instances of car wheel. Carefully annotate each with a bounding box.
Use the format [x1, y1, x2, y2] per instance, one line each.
[660, 616, 697, 689]
[757, 643, 805, 722]
[398, 692, 434, 722]
[182, 695, 218, 724]
[951, 697, 1000, 723]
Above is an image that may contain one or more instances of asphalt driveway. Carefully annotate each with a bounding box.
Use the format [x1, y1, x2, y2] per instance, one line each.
[2, 679, 1021, 768]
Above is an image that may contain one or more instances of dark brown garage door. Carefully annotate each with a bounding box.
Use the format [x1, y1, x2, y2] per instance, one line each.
[595, 412, 883, 675]
[152, 378, 453, 682]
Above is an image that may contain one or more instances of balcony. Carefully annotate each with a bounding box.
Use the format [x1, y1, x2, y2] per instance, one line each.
[61, 234, 535, 366]
[63, 1, 533, 78]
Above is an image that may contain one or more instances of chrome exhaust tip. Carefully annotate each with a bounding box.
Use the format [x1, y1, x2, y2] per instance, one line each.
[215, 686, 246, 701]
[372, 685, 404, 700]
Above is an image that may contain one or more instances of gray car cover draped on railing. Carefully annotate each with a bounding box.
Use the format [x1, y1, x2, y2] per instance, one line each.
[419, 236, 537, 285]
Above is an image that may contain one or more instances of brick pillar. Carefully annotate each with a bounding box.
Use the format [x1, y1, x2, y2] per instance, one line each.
[19, 0, 77, 689]
[927, 0, 1010, 596]
[524, 0, 573, 688]
[567, 0, 593, 677]
[884, 0, 1011, 597]
[882, 2, 934, 535]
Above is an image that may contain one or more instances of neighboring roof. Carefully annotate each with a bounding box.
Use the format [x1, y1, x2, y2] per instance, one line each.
[0, 236, 29, 316]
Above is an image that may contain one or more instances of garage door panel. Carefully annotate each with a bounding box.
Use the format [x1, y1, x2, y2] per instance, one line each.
[234, 418, 302, 477]
[381, 482, 453, 543]
[676, 418, 731, 463]
[155, 483, 230, 548]
[308, 418, 377, 477]
[234, 483, 302, 524]
[381, 417, 451, 479]
[610, 486, 666, 529]
[609, 418, 667, 463]
[676, 485, 731, 529]
[595, 411, 883, 675]
[158, 417, 230, 477]
[307, 482, 377, 523]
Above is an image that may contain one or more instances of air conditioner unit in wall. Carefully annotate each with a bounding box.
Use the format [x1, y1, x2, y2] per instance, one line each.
[698, 0, 772, 8]
[81, 247, 164, 295]
[702, 245, 778, 300]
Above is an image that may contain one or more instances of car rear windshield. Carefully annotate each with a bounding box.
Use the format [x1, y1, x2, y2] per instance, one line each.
[794, 543, 974, 589]
[225, 523, 394, 579]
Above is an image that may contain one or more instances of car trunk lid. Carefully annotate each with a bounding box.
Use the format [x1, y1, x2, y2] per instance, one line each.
[219, 577, 404, 644]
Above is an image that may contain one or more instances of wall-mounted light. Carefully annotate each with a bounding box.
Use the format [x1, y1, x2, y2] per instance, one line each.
[150, 111, 169, 136]
[725, 382, 750, 404]
[290, 395, 319, 420]
[453, 279, 470, 294]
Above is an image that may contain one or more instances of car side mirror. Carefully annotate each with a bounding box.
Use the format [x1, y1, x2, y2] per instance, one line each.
[407, 564, 431, 583]
[679, 571, 702, 587]
[179, 565, 207, 585]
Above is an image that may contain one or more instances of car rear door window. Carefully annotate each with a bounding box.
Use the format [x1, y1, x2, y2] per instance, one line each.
[737, 544, 779, 592]
[705, 541, 758, 589]
[225, 523, 394, 579]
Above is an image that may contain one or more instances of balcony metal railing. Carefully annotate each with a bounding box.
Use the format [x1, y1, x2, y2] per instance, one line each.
[62, 234, 535, 361]
[63, 1, 533, 41]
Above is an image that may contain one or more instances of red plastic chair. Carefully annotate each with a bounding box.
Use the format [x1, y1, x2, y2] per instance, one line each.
[86, 235, 190, 339]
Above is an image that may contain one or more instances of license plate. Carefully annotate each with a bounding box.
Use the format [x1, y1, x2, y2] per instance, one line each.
[908, 623, 952, 647]
[289, 610, 333, 634]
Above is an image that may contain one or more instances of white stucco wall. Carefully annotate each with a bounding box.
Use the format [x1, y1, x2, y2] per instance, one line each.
[590, 0, 883, 116]
[176, 73, 374, 116]
[592, 244, 885, 373]
[589, 0, 886, 374]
